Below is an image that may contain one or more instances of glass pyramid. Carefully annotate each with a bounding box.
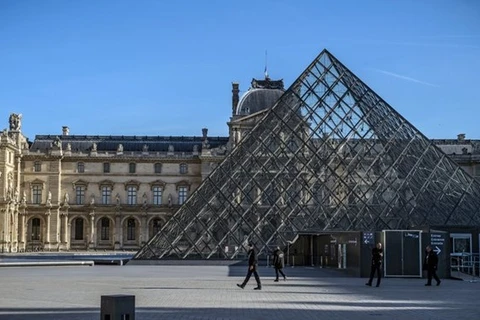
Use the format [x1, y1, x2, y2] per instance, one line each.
[134, 49, 480, 260]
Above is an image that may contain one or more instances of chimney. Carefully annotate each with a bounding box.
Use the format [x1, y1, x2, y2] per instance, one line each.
[232, 82, 239, 115]
[62, 126, 69, 136]
[457, 133, 465, 142]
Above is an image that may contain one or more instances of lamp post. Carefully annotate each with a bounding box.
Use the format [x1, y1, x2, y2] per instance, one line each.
[286, 240, 292, 266]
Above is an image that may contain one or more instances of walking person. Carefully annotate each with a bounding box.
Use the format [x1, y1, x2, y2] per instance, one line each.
[423, 245, 441, 286]
[365, 242, 383, 287]
[237, 243, 262, 290]
[272, 246, 287, 282]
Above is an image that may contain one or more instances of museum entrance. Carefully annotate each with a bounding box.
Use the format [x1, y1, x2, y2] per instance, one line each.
[383, 230, 422, 277]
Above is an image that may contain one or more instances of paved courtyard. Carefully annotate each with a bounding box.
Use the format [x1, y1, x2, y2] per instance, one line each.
[0, 264, 478, 320]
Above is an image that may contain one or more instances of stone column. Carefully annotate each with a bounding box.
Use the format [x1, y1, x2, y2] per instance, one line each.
[61, 205, 69, 245]
[63, 213, 69, 244]
[115, 214, 122, 250]
[67, 221, 72, 249]
[141, 212, 148, 246]
[45, 209, 51, 247]
[89, 211, 95, 249]
[20, 212, 26, 244]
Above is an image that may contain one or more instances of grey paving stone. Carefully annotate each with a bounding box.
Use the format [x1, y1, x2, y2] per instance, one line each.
[0, 265, 478, 320]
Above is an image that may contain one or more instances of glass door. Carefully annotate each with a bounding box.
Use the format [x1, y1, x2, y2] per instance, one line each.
[450, 233, 472, 274]
[450, 233, 472, 254]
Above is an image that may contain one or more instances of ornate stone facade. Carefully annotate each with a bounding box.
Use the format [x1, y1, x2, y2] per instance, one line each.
[0, 120, 228, 252]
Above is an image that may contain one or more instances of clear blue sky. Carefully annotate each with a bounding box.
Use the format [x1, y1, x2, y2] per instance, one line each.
[1, 0, 479, 141]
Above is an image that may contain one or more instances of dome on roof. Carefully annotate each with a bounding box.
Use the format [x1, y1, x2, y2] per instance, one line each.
[236, 88, 284, 116]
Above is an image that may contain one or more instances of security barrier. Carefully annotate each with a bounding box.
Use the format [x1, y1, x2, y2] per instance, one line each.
[100, 295, 135, 320]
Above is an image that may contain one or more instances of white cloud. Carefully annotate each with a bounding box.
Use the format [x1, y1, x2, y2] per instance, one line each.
[370, 68, 439, 87]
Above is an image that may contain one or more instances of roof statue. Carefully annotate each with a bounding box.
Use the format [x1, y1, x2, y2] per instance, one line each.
[9, 113, 22, 131]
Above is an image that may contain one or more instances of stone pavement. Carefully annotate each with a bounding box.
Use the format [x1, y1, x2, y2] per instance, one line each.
[0, 264, 478, 320]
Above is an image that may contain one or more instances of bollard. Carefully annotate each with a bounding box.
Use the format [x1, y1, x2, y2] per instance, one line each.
[100, 294, 135, 320]
[291, 256, 295, 268]
[266, 255, 270, 267]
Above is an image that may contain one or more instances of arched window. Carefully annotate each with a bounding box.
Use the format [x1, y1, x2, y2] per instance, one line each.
[127, 218, 135, 240]
[31, 218, 41, 240]
[152, 219, 162, 236]
[101, 217, 110, 240]
[74, 218, 84, 240]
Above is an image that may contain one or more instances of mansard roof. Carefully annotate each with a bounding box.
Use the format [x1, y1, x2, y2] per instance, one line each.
[29, 135, 229, 153]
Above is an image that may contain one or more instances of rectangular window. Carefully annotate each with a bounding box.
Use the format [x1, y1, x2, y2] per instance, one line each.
[103, 163, 110, 173]
[77, 162, 85, 173]
[101, 186, 112, 205]
[32, 185, 42, 204]
[129, 163, 136, 174]
[76, 186, 85, 205]
[154, 163, 162, 173]
[127, 186, 137, 205]
[34, 161, 41, 172]
[178, 186, 188, 205]
[179, 163, 188, 174]
[153, 186, 162, 205]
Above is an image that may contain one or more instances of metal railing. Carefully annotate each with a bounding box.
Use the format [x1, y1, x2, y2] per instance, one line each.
[450, 253, 479, 282]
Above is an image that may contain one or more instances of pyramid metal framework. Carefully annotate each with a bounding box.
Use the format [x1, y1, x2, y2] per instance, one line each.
[134, 49, 480, 260]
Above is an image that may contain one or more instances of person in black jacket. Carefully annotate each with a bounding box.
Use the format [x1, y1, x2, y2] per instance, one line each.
[423, 245, 441, 286]
[272, 246, 287, 282]
[237, 243, 262, 290]
[365, 242, 383, 287]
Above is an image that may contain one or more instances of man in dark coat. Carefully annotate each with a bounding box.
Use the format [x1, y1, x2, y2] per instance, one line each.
[237, 243, 262, 290]
[272, 246, 287, 282]
[424, 245, 441, 286]
[365, 242, 383, 287]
